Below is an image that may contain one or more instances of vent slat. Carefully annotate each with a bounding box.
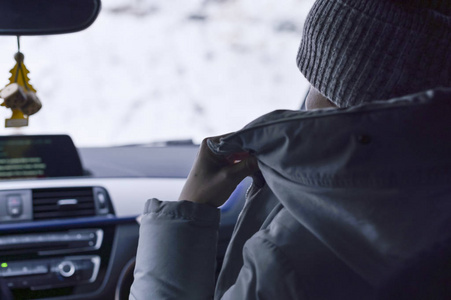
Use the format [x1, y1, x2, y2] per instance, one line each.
[33, 210, 95, 219]
[33, 203, 95, 212]
[33, 196, 95, 206]
[33, 190, 92, 199]
[32, 188, 96, 220]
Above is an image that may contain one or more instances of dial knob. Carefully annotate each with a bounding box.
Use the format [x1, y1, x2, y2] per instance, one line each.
[58, 261, 76, 278]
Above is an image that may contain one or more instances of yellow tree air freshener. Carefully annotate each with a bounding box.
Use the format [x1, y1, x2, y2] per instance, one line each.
[1, 39, 42, 128]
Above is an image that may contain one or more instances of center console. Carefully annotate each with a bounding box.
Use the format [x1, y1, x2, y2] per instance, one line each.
[0, 135, 179, 299]
[0, 185, 118, 299]
[1, 255, 100, 290]
[0, 228, 103, 290]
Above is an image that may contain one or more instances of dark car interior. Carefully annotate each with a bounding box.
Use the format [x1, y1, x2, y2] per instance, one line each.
[0, 134, 250, 299]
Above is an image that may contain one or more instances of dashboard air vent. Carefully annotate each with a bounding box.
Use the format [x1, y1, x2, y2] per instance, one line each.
[32, 187, 96, 220]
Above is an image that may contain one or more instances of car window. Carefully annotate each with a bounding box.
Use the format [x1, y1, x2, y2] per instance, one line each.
[0, 0, 314, 147]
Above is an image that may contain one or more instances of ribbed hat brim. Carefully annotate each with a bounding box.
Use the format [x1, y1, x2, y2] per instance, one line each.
[297, 0, 451, 107]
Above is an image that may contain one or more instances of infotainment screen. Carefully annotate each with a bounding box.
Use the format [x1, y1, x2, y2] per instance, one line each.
[0, 135, 84, 179]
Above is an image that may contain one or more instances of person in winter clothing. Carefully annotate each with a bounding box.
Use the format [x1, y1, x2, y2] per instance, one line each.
[130, 0, 451, 299]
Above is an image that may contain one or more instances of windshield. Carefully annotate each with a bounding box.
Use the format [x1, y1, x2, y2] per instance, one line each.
[0, 0, 313, 147]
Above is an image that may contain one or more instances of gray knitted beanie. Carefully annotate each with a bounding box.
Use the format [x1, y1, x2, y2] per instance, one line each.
[297, 0, 451, 107]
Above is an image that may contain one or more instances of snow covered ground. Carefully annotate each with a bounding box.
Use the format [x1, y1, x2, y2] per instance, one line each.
[0, 0, 315, 147]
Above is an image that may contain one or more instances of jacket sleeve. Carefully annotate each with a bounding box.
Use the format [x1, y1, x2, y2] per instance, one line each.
[130, 199, 220, 300]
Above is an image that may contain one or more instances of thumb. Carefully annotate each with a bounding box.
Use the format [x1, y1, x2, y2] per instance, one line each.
[226, 156, 259, 183]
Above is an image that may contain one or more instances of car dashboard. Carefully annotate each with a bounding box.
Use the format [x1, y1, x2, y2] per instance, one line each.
[0, 135, 249, 300]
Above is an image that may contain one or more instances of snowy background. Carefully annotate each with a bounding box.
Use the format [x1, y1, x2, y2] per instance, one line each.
[0, 0, 315, 147]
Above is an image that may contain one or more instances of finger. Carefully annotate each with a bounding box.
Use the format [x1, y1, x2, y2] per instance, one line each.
[201, 138, 230, 166]
[202, 134, 238, 166]
[225, 156, 259, 183]
[226, 152, 250, 163]
[205, 132, 235, 160]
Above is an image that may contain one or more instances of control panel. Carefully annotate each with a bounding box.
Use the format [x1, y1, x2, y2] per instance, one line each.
[0, 256, 100, 290]
[0, 186, 116, 298]
[0, 229, 103, 255]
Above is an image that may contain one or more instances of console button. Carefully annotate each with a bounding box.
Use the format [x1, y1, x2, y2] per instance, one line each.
[6, 195, 23, 217]
[31, 263, 48, 275]
[58, 261, 75, 278]
[97, 192, 107, 209]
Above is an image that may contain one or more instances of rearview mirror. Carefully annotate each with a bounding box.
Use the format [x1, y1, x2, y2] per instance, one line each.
[0, 0, 101, 36]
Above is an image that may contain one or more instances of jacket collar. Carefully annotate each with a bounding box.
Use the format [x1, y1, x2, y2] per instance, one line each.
[210, 88, 451, 287]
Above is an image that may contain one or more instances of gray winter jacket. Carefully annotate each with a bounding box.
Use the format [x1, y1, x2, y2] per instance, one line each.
[130, 88, 451, 299]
